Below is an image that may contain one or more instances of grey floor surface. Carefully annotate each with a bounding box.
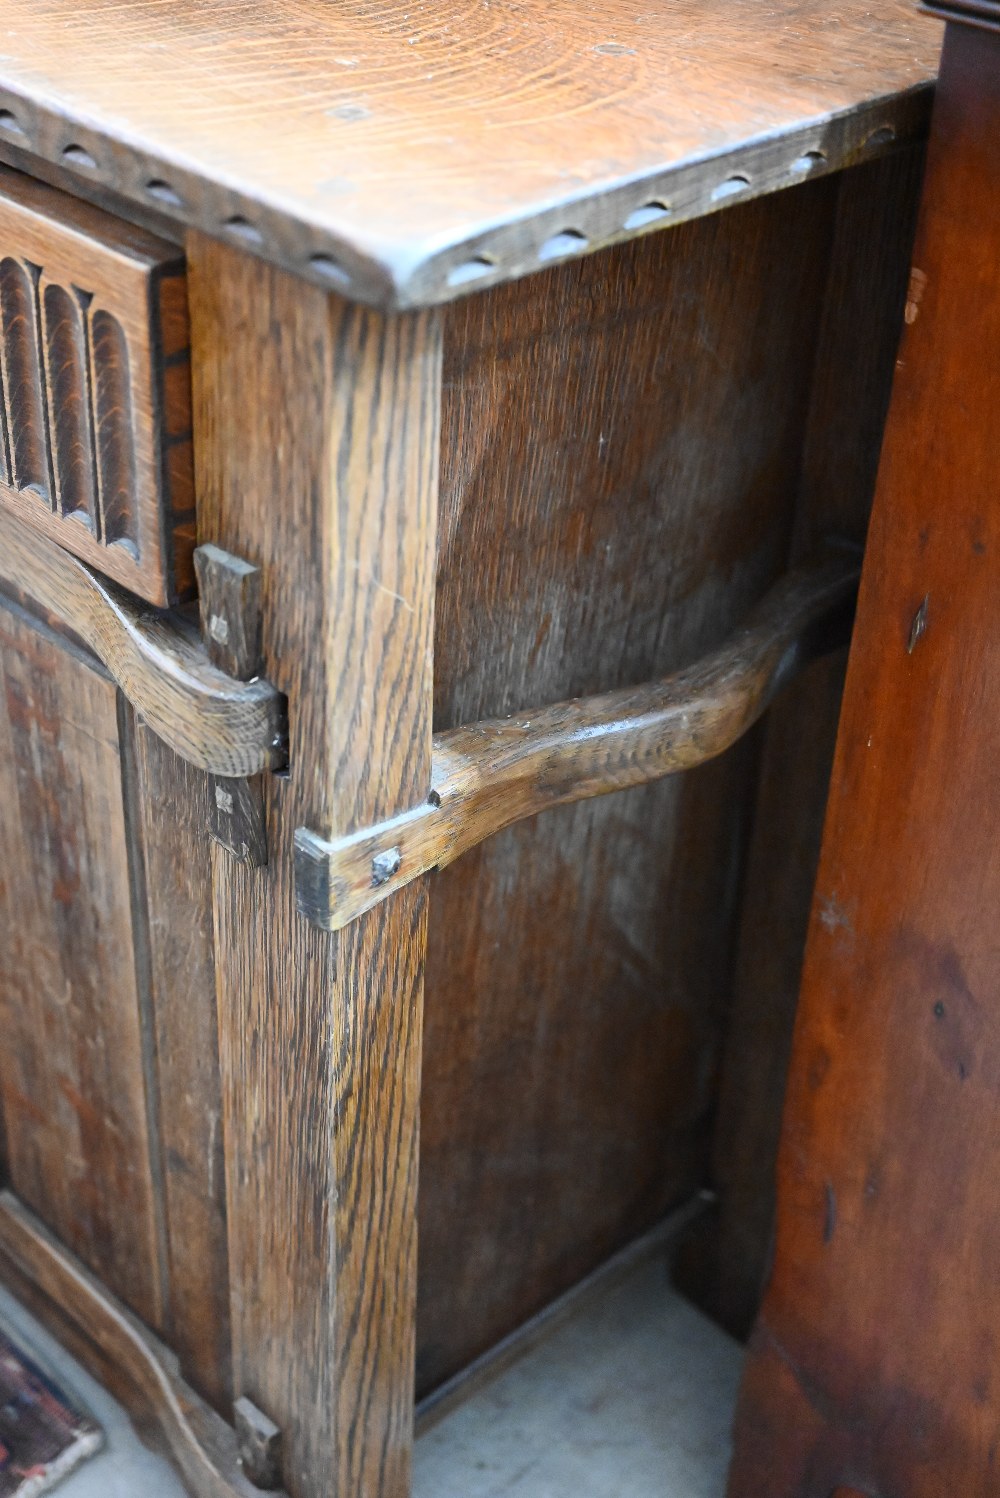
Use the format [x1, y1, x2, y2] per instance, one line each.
[0, 1281, 187, 1498]
[0, 1255, 743, 1497]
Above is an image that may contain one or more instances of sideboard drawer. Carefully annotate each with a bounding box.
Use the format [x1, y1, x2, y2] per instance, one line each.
[0, 164, 193, 605]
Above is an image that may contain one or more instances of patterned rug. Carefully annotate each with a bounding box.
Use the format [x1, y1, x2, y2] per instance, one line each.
[0, 1327, 102, 1496]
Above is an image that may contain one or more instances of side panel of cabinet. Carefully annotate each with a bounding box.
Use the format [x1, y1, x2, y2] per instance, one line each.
[418, 144, 926, 1392]
[418, 180, 839, 1392]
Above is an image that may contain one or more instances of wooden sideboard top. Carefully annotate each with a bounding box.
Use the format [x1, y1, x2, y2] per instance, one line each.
[0, 1, 942, 309]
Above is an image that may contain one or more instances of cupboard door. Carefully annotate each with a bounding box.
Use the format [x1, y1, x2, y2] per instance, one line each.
[0, 596, 163, 1324]
[0, 590, 231, 1409]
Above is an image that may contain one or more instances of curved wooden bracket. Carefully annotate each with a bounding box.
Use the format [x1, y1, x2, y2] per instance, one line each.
[296, 552, 859, 932]
[0, 1192, 288, 1498]
[0, 509, 286, 777]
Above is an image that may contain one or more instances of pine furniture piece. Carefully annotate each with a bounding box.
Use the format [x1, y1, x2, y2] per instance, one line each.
[0, 5, 941, 1495]
[730, 5, 1000, 1495]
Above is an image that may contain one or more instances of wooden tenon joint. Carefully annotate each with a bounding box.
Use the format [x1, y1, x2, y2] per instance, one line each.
[233, 1396, 284, 1491]
[195, 544, 270, 868]
[295, 551, 859, 932]
[194, 544, 264, 682]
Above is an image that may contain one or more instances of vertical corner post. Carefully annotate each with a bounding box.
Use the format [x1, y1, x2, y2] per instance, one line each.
[187, 233, 441, 1498]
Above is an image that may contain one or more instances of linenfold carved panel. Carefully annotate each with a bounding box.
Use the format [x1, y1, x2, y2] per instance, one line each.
[0, 164, 194, 604]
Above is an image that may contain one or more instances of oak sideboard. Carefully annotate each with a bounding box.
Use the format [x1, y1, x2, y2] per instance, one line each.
[0, 4, 942, 1495]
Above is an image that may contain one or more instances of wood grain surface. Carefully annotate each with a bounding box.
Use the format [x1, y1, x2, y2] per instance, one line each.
[0, 597, 164, 1331]
[729, 19, 1000, 1497]
[131, 725, 233, 1414]
[675, 144, 927, 1339]
[0, 2, 940, 306]
[297, 555, 858, 932]
[0, 164, 193, 603]
[0, 508, 286, 778]
[188, 234, 440, 1498]
[0, 84, 934, 1498]
[416, 191, 839, 1392]
[0, 578, 237, 1419]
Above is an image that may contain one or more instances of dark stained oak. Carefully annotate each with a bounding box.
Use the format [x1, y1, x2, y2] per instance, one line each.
[729, 17, 1000, 1498]
[296, 555, 858, 932]
[0, 164, 193, 603]
[208, 775, 268, 870]
[0, 585, 235, 1417]
[0, 2, 940, 307]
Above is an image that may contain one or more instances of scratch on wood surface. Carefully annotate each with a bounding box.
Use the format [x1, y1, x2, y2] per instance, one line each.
[346, 558, 414, 612]
[818, 894, 853, 935]
[904, 265, 928, 324]
[907, 594, 929, 653]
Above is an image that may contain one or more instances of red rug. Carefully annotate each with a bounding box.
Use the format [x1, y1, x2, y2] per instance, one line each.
[0, 1328, 102, 1496]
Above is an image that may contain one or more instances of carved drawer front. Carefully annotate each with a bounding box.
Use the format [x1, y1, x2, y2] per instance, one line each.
[0, 164, 193, 605]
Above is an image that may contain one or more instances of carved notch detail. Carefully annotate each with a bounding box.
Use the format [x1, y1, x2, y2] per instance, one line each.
[0, 257, 137, 545]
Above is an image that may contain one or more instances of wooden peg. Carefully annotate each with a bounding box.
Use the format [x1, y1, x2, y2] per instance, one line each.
[233, 1396, 283, 1490]
[195, 543, 271, 865]
[194, 543, 263, 681]
[209, 775, 268, 868]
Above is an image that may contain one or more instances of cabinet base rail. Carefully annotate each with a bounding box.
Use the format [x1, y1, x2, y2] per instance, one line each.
[0, 1192, 288, 1498]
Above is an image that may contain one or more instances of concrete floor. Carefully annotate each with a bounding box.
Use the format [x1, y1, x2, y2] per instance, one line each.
[0, 1255, 743, 1497]
[414, 1255, 743, 1498]
[0, 1282, 186, 1498]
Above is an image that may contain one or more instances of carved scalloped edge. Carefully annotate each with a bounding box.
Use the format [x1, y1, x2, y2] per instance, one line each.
[0, 84, 933, 310]
[920, 0, 1000, 30]
[0, 506, 286, 777]
[0, 1191, 288, 1498]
